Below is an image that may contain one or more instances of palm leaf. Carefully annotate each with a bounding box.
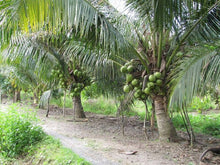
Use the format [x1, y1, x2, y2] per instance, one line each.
[0, 0, 135, 56]
[169, 44, 219, 108]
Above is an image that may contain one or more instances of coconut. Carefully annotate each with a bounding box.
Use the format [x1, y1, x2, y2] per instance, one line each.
[126, 74, 133, 83]
[154, 72, 162, 79]
[147, 82, 155, 88]
[123, 85, 130, 93]
[149, 75, 156, 82]
[144, 87, 151, 94]
[131, 79, 139, 86]
[120, 66, 127, 73]
[74, 70, 78, 76]
[127, 65, 134, 73]
[156, 79, 162, 86]
[141, 93, 146, 99]
[134, 91, 140, 98]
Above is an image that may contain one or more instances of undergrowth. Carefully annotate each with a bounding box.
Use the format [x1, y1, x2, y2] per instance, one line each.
[172, 114, 220, 138]
[0, 104, 45, 158]
[0, 104, 90, 165]
[25, 136, 90, 165]
[188, 95, 217, 112]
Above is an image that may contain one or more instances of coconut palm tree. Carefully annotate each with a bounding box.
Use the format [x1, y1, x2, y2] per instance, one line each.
[3, 32, 120, 119]
[1, 0, 220, 141]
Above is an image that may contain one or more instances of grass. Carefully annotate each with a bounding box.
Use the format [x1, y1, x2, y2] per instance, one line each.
[172, 113, 220, 138]
[188, 95, 217, 112]
[83, 96, 117, 115]
[82, 97, 220, 138]
[82, 97, 151, 118]
[26, 136, 90, 165]
[0, 104, 90, 165]
[0, 136, 90, 165]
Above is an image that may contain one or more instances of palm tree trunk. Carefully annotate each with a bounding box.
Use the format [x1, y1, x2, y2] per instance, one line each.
[154, 95, 177, 142]
[13, 90, 21, 102]
[73, 95, 86, 119]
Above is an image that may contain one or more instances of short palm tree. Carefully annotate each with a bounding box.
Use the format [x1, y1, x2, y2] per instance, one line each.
[1, 0, 220, 141]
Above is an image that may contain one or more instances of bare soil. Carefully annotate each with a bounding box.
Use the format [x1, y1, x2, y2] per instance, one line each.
[35, 106, 220, 165]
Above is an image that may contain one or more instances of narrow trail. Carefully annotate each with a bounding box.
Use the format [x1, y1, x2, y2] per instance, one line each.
[39, 116, 176, 165]
[42, 127, 118, 165]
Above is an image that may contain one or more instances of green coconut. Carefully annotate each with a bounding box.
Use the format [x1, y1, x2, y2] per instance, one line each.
[149, 75, 156, 82]
[131, 79, 139, 86]
[120, 66, 127, 73]
[147, 82, 155, 88]
[144, 87, 151, 94]
[126, 74, 133, 83]
[156, 79, 162, 86]
[127, 65, 134, 73]
[123, 85, 130, 93]
[154, 72, 162, 79]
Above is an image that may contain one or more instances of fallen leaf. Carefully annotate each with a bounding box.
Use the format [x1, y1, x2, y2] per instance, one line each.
[119, 150, 138, 155]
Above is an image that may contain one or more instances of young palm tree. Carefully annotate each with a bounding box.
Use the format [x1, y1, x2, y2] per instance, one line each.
[1, 0, 220, 141]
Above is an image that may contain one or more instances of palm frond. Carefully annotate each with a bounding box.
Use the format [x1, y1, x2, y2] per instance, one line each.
[0, 0, 135, 56]
[203, 46, 220, 86]
[169, 45, 219, 109]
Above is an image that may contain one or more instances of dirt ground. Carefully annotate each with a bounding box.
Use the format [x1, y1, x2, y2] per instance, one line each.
[34, 105, 220, 165]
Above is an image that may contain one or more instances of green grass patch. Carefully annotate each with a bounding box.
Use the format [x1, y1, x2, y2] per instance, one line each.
[26, 136, 90, 165]
[0, 104, 45, 158]
[82, 96, 117, 115]
[82, 97, 152, 119]
[0, 136, 90, 165]
[0, 104, 90, 165]
[187, 95, 217, 112]
[172, 113, 220, 138]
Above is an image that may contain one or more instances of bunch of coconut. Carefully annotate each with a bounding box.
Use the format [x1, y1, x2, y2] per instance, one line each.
[51, 67, 62, 78]
[51, 67, 68, 88]
[121, 60, 148, 100]
[69, 68, 92, 97]
[72, 69, 91, 87]
[143, 72, 163, 95]
[69, 83, 84, 97]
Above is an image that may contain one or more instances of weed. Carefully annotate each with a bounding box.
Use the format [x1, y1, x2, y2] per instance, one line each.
[172, 113, 220, 137]
[188, 95, 217, 112]
[82, 96, 117, 115]
[29, 136, 90, 165]
[0, 104, 45, 158]
[0, 104, 90, 164]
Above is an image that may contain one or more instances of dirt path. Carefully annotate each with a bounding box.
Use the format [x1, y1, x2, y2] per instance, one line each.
[1, 103, 220, 165]
[36, 107, 220, 165]
[43, 128, 117, 165]
[39, 113, 176, 165]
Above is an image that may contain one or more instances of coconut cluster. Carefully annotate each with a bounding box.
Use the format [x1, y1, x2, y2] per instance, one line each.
[143, 72, 163, 95]
[121, 60, 164, 100]
[121, 60, 147, 100]
[70, 68, 91, 97]
[51, 67, 91, 97]
[51, 67, 68, 89]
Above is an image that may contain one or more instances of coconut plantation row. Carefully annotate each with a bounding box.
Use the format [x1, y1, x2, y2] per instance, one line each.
[0, 0, 220, 165]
